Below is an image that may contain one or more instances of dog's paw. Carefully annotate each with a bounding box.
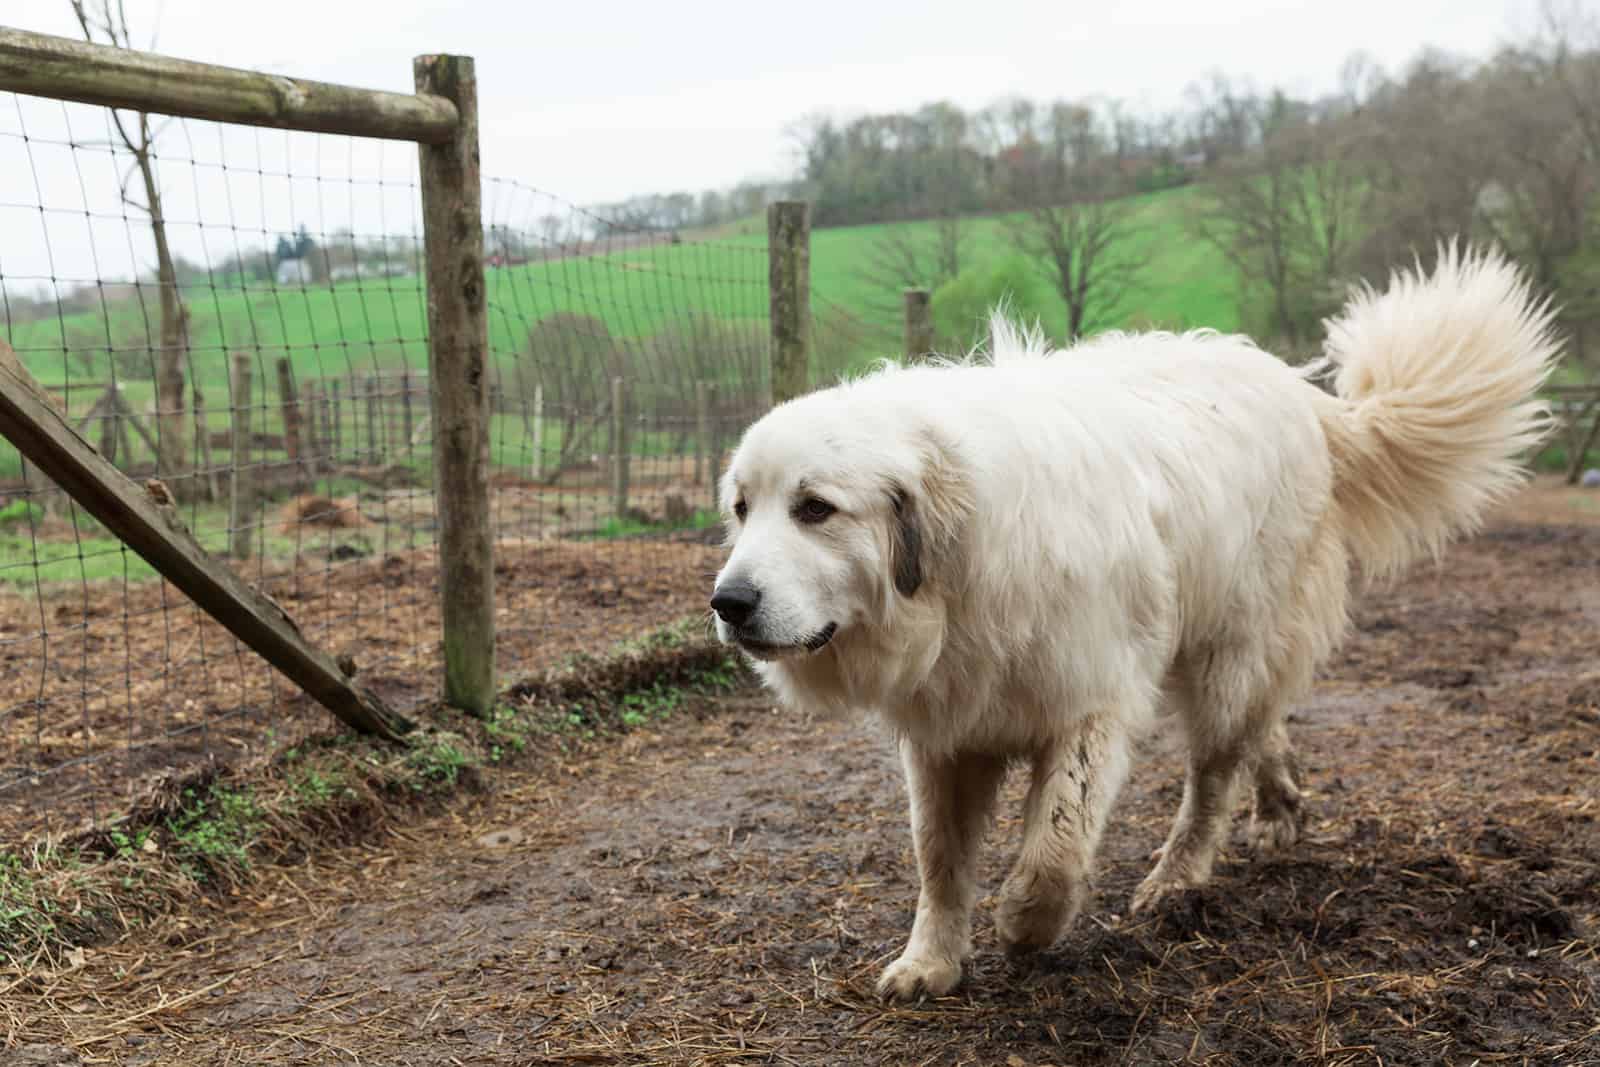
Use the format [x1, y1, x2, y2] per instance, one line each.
[1248, 808, 1300, 852]
[994, 884, 1076, 956]
[876, 953, 962, 1003]
[1130, 866, 1203, 914]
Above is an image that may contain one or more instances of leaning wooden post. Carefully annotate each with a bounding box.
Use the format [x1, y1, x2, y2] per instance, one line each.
[228, 353, 255, 559]
[415, 52, 494, 716]
[903, 288, 933, 364]
[610, 376, 630, 520]
[0, 343, 410, 741]
[766, 200, 811, 407]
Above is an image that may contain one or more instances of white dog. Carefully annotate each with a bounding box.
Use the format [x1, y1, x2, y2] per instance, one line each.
[710, 244, 1557, 1002]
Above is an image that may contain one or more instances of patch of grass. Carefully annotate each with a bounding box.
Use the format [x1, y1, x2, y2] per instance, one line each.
[583, 507, 720, 542]
[484, 703, 534, 764]
[401, 731, 475, 791]
[165, 785, 262, 882]
[1533, 442, 1600, 474]
[619, 682, 686, 726]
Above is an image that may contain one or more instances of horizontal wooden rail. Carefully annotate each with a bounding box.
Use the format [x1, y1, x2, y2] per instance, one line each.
[0, 26, 458, 144]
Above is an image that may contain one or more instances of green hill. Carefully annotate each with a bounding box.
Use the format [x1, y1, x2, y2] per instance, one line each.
[1, 184, 1247, 490]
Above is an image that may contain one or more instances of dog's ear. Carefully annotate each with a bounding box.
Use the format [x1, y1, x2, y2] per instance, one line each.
[889, 487, 923, 597]
[886, 428, 972, 598]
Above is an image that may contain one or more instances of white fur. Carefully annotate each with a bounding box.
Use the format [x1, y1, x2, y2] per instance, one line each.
[711, 242, 1558, 1001]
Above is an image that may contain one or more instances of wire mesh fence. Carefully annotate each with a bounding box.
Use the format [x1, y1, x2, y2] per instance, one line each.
[0, 78, 896, 843]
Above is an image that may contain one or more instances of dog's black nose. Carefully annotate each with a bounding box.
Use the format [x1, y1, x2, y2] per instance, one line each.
[711, 581, 761, 627]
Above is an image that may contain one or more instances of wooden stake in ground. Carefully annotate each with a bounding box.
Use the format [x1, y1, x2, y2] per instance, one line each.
[415, 52, 494, 716]
[903, 288, 933, 364]
[229, 353, 256, 561]
[0, 340, 412, 741]
[767, 201, 811, 407]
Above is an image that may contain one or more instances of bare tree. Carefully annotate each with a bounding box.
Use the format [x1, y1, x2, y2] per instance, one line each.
[70, 0, 188, 483]
[1191, 90, 1373, 347]
[857, 217, 966, 319]
[1006, 198, 1143, 339]
[996, 100, 1145, 340]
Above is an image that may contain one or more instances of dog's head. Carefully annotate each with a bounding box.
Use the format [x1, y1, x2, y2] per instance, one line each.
[710, 386, 970, 662]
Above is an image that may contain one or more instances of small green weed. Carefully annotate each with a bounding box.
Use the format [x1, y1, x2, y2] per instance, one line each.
[402, 733, 474, 790]
[165, 785, 261, 881]
[620, 682, 686, 726]
[484, 703, 533, 763]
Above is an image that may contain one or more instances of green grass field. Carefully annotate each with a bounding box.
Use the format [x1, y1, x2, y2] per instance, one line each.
[5, 185, 1236, 400]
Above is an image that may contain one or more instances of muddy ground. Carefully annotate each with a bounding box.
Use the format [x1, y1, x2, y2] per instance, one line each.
[0, 533, 726, 840]
[5, 486, 1600, 1065]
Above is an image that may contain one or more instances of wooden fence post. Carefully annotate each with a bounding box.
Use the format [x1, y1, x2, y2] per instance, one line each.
[276, 358, 306, 490]
[193, 385, 219, 501]
[415, 52, 494, 716]
[693, 380, 709, 487]
[530, 381, 544, 482]
[767, 200, 810, 406]
[302, 382, 322, 472]
[329, 378, 343, 461]
[94, 387, 118, 464]
[364, 374, 381, 462]
[903, 288, 933, 364]
[229, 353, 255, 560]
[400, 369, 415, 459]
[610, 376, 630, 520]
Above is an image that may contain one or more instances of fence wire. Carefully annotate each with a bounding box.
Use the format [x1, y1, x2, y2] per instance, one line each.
[0, 90, 902, 843]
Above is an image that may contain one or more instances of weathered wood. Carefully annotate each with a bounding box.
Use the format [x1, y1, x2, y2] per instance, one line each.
[90, 390, 118, 464]
[610, 377, 630, 519]
[301, 383, 321, 470]
[364, 374, 381, 461]
[415, 53, 494, 716]
[693, 380, 709, 487]
[530, 382, 544, 482]
[108, 386, 159, 458]
[903, 288, 934, 364]
[399, 370, 415, 458]
[0, 27, 458, 144]
[229, 354, 256, 561]
[329, 379, 344, 460]
[0, 344, 411, 741]
[192, 386, 219, 501]
[275, 358, 308, 489]
[767, 201, 811, 406]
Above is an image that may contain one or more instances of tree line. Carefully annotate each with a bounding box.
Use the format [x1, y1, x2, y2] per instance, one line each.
[773, 6, 1600, 365]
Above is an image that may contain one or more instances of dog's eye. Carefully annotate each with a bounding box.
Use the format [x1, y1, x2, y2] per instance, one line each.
[733, 499, 748, 522]
[795, 496, 836, 524]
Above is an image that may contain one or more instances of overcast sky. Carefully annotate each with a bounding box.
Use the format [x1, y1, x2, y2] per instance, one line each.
[0, 0, 1569, 290]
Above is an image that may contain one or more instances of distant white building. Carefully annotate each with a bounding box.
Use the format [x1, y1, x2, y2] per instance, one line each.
[275, 258, 311, 286]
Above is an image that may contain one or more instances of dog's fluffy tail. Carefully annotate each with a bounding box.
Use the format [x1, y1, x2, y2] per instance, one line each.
[1314, 242, 1561, 581]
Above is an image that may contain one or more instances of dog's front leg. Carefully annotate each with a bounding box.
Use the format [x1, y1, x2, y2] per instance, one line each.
[877, 741, 1005, 1002]
[995, 716, 1132, 954]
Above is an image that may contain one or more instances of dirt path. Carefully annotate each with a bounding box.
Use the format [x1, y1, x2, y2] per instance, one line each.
[9, 521, 1600, 1066]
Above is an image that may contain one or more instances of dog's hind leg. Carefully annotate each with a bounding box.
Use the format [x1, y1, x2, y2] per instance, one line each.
[1247, 713, 1303, 851]
[994, 714, 1133, 955]
[877, 742, 1007, 1002]
[1132, 643, 1262, 913]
